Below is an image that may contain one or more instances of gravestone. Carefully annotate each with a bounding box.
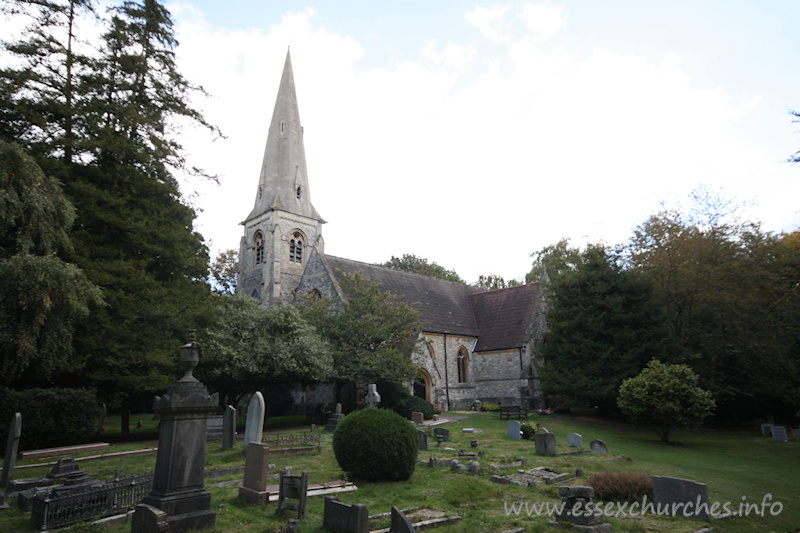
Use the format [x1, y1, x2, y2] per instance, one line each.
[411, 411, 424, 425]
[205, 415, 223, 441]
[222, 405, 237, 450]
[589, 439, 608, 453]
[771, 425, 789, 443]
[549, 486, 610, 531]
[134, 331, 217, 533]
[506, 420, 521, 440]
[131, 504, 168, 533]
[243, 391, 265, 450]
[534, 433, 556, 456]
[278, 470, 309, 520]
[652, 475, 710, 520]
[390, 505, 416, 533]
[418, 430, 428, 451]
[0, 492, 8, 511]
[792, 428, 800, 439]
[323, 496, 368, 533]
[1, 413, 21, 489]
[567, 433, 582, 448]
[433, 427, 450, 442]
[365, 384, 381, 408]
[760, 423, 773, 437]
[326, 403, 345, 431]
[238, 443, 271, 504]
[97, 404, 106, 434]
[47, 457, 82, 479]
[535, 427, 549, 435]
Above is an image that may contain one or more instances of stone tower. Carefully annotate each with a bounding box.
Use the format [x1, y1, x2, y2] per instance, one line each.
[238, 50, 325, 306]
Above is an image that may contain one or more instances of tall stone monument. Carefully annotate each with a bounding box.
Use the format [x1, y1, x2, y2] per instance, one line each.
[1, 412, 21, 489]
[133, 331, 217, 533]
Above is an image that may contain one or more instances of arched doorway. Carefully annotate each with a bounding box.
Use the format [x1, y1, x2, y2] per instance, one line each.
[413, 369, 432, 403]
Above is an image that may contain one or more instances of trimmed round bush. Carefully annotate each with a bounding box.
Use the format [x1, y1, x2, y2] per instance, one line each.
[332, 408, 418, 482]
[399, 395, 435, 420]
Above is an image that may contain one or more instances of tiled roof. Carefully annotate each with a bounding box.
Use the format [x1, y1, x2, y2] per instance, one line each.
[469, 283, 539, 352]
[321, 255, 483, 336]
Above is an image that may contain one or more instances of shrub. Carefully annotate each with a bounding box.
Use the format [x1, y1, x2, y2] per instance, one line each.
[332, 408, 418, 481]
[375, 379, 410, 412]
[520, 421, 541, 439]
[480, 402, 500, 412]
[0, 388, 97, 450]
[588, 471, 653, 502]
[398, 395, 435, 420]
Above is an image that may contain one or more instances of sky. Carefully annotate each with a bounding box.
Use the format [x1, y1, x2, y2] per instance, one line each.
[7, 1, 800, 284]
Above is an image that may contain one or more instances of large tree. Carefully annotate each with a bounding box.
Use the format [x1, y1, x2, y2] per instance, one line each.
[538, 245, 679, 411]
[382, 254, 465, 283]
[0, 141, 102, 386]
[202, 295, 332, 408]
[299, 272, 423, 386]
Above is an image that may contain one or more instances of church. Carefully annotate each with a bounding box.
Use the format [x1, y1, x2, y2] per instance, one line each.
[237, 51, 545, 410]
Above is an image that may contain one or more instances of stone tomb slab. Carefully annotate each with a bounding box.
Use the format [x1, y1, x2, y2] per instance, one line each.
[652, 475, 710, 520]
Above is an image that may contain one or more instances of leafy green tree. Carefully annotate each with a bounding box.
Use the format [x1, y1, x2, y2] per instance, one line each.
[299, 271, 423, 386]
[475, 274, 522, 290]
[526, 238, 583, 286]
[623, 195, 799, 418]
[209, 249, 238, 294]
[538, 245, 679, 411]
[0, 141, 102, 386]
[382, 253, 464, 283]
[618, 359, 715, 443]
[202, 295, 332, 407]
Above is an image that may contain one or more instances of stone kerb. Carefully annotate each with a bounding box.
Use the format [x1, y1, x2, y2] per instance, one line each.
[243, 392, 265, 450]
[652, 475, 710, 520]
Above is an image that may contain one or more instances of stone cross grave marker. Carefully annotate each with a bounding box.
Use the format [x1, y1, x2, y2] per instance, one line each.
[506, 420, 521, 440]
[365, 384, 381, 409]
[534, 433, 556, 456]
[771, 425, 789, 442]
[567, 433, 582, 448]
[652, 475, 710, 520]
[222, 405, 237, 450]
[590, 439, 608, 453]
[243, 391, 265, 450]
[1, 412, 21, 489]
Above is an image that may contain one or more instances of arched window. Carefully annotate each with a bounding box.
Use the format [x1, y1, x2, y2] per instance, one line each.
[296, 186, 302, 199]
[457, 347, 469, 383]
[289, 232, 304, 264]
[254, 232, 264, 265]
[252, 289, 260, 299]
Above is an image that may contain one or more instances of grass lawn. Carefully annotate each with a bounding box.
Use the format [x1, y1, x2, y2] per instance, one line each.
[1, 411, 797, 532]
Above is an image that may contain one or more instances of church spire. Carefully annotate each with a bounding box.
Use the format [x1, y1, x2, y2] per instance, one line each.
[247, 49, 322, 223]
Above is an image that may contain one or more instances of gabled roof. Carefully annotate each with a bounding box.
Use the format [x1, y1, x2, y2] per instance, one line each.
[469, 283, 539, 352]
[320, 255, 483, 336]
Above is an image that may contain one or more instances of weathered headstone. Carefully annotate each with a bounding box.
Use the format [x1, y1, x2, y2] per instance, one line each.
[243, 391, 265, 450]
[418, 430, 428, 451]
[548, 486, 610, 531]
[365, 384, 381, 409]
[567, 433, 582, 448]
[535, 427, 549, 435]
[652, 475, 710, 520]
[506, 420, 521, 440]
[326, 403, 345, 431]
[135, 331, 217, 533]
[239, 443, 271, 504]
[1, 413, 21, 489]
[771, 425, 789, 443]
[131, 503, 168, 533]
[323, 496, 368, 533]
[760, 423, 774, 437]
[590, 439, 608, 454]
[534, 433, 556, 456]
[97, 404, 106, 434]
[205, 415, 222, 441]
[390, 505, 416, 533]
[222, 405, 237, 450]
[277, 470, 309, 520]
[47, 457, 82, 479]
[433, 427, 450, 442]
[411, 411, 424, 425]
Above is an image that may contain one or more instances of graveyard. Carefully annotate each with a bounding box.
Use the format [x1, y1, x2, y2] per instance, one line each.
[1, 407, 797, 532]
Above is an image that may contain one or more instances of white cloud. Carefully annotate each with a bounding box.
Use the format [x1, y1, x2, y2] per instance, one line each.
[519, 2, 566, 43]
[465, 5, 512, 43]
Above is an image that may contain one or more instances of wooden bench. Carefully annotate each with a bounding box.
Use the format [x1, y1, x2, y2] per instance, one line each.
[499, 406, 529, 419]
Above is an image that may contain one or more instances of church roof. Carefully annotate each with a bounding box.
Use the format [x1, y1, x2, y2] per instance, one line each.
[319, 255, 484, 337]
[469, 283, 539, 352]
[246, 50, 323, 224]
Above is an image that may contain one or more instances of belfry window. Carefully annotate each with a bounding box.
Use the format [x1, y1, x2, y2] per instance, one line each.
[289, 232, 303, 264]
[296, 186, 302, 199]
[457, 347, 469, 383]
[254, 232, 265, 265]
